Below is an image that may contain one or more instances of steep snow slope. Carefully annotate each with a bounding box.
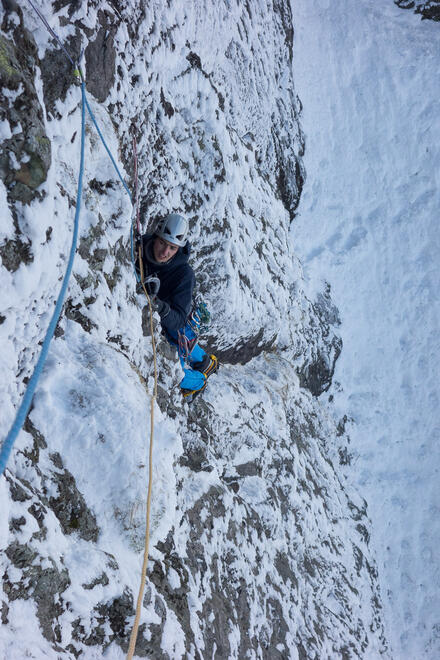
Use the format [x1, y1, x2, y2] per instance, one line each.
[2, 1, 387, 657]
[293, 0, 440, 657]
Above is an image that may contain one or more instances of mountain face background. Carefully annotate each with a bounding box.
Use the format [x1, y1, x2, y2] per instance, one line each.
[293, 1, 440, 658]
[0, 1, 438, 658]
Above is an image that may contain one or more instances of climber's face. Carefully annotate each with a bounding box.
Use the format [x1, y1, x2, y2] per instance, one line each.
[153, 236, 179, 263]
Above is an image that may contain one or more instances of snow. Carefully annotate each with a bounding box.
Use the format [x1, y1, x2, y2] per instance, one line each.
[292, 0, 440, 657]
[2, 0, 437, 655]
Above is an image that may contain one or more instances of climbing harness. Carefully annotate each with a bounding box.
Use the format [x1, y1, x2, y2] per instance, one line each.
[177, 331, 198, 363]
[2, 5, 158, 658]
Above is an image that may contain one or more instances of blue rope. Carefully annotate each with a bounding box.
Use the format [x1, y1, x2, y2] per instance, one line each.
[82, 94, 139, 280]
[0, 82, 86, 476]
[83, 95, 132, 199]
[25, 0, 76, 66]
[2, 1, 141, 474]
[25, 0, 137, 276]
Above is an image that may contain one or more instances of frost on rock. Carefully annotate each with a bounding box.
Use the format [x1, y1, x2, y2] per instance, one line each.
[0, 1, 387, 658]
[395, 0, 440, 22]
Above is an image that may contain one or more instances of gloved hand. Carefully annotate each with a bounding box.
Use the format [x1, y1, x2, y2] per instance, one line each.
[153, 298, 170, 319]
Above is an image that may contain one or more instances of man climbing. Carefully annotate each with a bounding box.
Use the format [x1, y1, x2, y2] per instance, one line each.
[136, 213, 218, 399]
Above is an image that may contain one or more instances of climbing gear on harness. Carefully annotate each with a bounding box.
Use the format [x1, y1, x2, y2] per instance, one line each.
[195, 301, 211, 333]
[156, 213, 188, 247]
[187, 300, 211, 335]
[176, 300, 211, 364]
[177, 330, 198, 363]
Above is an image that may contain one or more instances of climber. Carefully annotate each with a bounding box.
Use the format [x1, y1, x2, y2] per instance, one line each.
[136, 213, 218, 399]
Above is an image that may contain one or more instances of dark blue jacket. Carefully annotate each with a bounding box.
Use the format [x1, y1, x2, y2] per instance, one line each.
[141, 234, 195, 331]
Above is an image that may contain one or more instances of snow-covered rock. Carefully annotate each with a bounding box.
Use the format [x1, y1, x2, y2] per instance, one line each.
[0, 1, 397, 658]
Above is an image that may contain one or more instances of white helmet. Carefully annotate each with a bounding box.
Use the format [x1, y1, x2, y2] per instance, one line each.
[156, 213, 188, 247]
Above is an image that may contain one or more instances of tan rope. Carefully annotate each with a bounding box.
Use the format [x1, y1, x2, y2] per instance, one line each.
[126, 246, 158, 659]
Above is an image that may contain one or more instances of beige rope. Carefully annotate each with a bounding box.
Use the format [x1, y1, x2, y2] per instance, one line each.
[126, 247, 158, 660]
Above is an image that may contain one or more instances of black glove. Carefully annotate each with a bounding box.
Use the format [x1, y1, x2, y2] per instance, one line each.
[154, 298, 170, 319]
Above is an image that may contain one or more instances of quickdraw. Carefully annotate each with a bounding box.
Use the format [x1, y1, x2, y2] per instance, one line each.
[177, 300, 211, 363]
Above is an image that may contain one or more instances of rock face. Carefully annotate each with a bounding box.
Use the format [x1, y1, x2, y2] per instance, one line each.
[0, 7, 51, 273]
[0, 18, 51, 205]
[395, 0, 440, 21]
[0, 1, 388, 658]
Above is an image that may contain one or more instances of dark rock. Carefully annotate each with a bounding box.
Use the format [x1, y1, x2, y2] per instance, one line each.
[82, 573, 110, 590]
[106, 332, 129, 352]
[103, 264, 121, 292]
[39, 34, 82, 119]
[6, 541, 38, 569]
[0, 30, 51, 203]
[64, 299, 98, 333]
[6, 474, 32, 502]
[235, 461, 261, 477]
[141, 304, 160, 337]
[274, 551, 298, 589]
[180, 486, 260, 657]
[1, 0, 20, 15]
[273, 0, 294, 61]
[222, 476, 240, 493]
[186, 51, 202, 69]
[1, 600, 9, 625]
[22, 416, 48, 465]
[77, 215, 109, 282]
[75, 588, 135, 652]
[213, 328, 277, 365]
[72, 615, 105, 647]
[28, 502, 48, 538]
[416, 1, 440, 20]
[89, 177, 116, 194]
[147, 560, 193, 654]
[395, 0, 440, 21]
[296, 285, 342, 396]
[275, 151, 305, 221]
[53, 0, 82, 17]
[85, 13, 117, 103]
[266, 597, 289, 655]
[297, 344, 341, 397]
[47, 452, 99, 542]
[102, 588, 133, 637]
[160, 87, 174, 118]
[179, 442, 213, 472]
[4, 551, 72, 646]
[9, 516, 26, 532]
[0, 237, 33, 272]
